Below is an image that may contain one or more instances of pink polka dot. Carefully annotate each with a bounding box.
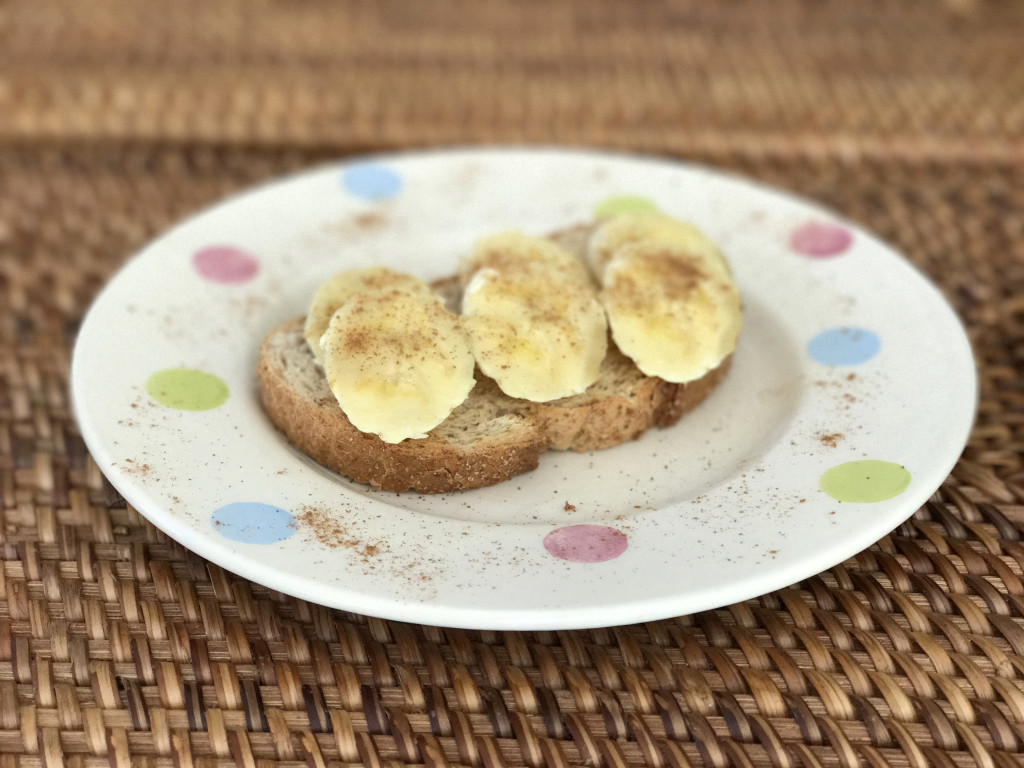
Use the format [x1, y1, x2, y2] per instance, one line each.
[544, 525, 628, 563]
[789, 222, 853, 257]
[192, 246, 260, 284]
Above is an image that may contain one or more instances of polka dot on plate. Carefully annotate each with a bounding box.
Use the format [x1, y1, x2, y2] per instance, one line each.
[211, 502, 296, 544]
[544, 524, 628, 563]
[789, 221, 853, 257]
[820, 460, 911, 503]
[146, 368, 229, 411]
[342, 162, 403, 200]
[192, 245, 260, 284]
[807, 327, 881, 366]
[593, 195, 659, 218]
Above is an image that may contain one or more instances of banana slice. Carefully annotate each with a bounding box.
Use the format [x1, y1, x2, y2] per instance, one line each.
[321, 288, 476, 443]
[463, 269, 607, 402]
[601, 240, 741, 383]
[588, 212, 729, 280]
[460, 232, 607, 402]
[460, 231, 592, 286]
[304, 267, 434, 364]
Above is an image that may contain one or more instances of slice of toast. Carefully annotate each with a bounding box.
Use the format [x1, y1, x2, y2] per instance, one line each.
[258, 219, 733, 493]
[257, 312, 732, 493]
[258, 317, 549, 493]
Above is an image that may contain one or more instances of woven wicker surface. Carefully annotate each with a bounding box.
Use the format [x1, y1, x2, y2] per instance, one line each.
[3, 1, 1024, 766]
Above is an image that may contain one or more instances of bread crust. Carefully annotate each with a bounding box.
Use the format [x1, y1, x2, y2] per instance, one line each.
[257, 315, 732, 493]
[526, 351, 732, 451]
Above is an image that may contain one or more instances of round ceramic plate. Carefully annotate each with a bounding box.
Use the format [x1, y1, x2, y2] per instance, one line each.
[72, 148, 976, 630]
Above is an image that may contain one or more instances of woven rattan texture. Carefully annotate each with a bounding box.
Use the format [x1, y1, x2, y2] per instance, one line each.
[4, 1, 1024, 766]
[3, 0, 1024, 160]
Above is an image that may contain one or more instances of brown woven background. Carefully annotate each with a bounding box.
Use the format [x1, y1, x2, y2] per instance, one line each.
[3, 1, 1024, 766]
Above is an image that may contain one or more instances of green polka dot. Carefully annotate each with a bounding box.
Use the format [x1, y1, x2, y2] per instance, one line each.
[820, 460, 911, 503]
[146, 368, 229, 411]
[594, 195, 659, 217]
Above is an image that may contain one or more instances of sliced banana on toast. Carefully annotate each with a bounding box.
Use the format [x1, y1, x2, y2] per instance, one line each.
[318, 274, 475, 444]
[593, 214, 741, 384]
[304, 214, 739, 445]
[588, 212, 730, 280]
[460, 232, 607, 402]
[304, 266, 434, 364]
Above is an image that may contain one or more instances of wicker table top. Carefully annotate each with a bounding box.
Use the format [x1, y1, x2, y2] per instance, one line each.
[2, 1, 1024, 766]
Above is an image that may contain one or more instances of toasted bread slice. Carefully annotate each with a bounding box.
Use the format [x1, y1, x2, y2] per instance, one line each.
[257, 311, 731, 493]
[257, 317, 548, 493]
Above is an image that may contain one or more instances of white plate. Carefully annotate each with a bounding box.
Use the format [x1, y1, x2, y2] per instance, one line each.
[72, 148, 976, 630]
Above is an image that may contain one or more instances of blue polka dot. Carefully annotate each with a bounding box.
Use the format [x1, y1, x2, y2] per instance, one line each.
[212, 502, 295, 544]
[807, 327, 881, 366]
[342, 163, 402, 200]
